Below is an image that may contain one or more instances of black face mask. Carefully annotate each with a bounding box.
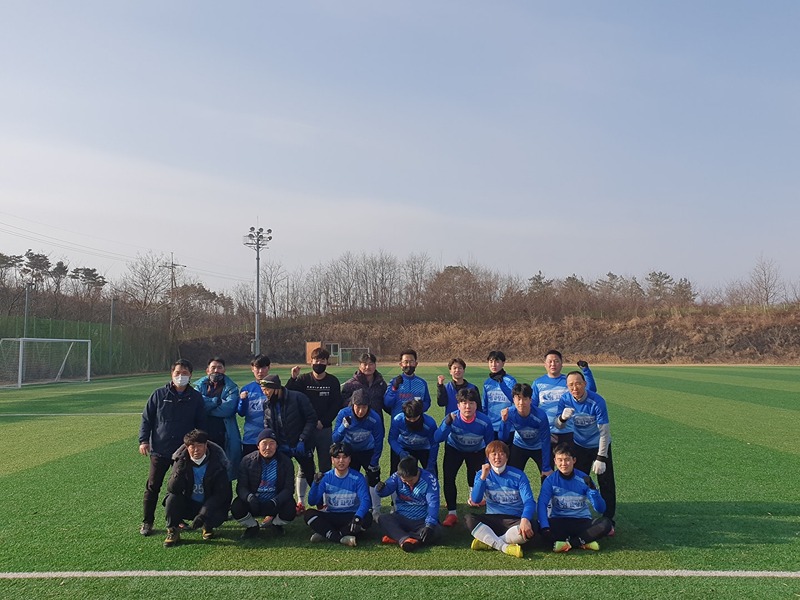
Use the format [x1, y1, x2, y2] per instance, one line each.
[209, 373, 224, 384]
[406, 417, 424, 431]
[402, 366, 416, 376]
[312, 364, 327, 375]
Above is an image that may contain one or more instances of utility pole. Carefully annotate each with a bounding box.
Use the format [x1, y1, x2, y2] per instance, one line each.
[159, 253, 185, 354]
[243, 226, 272, 356]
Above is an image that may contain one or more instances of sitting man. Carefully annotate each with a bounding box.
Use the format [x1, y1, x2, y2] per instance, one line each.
[464, 440, 535, 559]
[537, 442, 613, 552]
[163, 429, 231, 547]
[304, 442, 373, 547]
[231, 428, 296, 539]
[376, 456, 440, 552]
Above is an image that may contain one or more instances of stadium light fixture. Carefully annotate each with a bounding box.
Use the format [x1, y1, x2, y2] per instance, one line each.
[243, 226, 273, 356]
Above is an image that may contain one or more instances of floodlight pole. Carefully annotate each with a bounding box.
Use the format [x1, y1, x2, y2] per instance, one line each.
[23, 280, 34, 337]
[243, 226, 272, 356]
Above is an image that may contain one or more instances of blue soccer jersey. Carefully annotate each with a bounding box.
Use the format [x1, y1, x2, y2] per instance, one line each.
[387, 413, 439, 470]
[378, 468, 440, 526]
[482, 373, 517, 433]
[538, 468, 605, 528]
[308, 468, 371, 518]
[434, 411, 494, 453]
[471, 465, 535, 520]
[556, 390, 611, 449]
[532, 365, 597, 434]
[384, 374, 432, 417]
[332, 406, 385, 464]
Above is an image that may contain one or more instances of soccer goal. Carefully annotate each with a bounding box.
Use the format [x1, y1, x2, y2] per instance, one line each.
[339, 347, 371, 366]
[0, 338, 92, 388]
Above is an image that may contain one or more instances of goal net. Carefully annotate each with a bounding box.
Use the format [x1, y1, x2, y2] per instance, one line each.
[0, 338, 92, 388]
[339, 347, 371, 366]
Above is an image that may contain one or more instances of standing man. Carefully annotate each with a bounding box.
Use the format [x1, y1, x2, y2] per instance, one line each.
[193, 357, 241, 480]
[376, 456, 441, 552]
[138, 359, 205, 536]
[384, 349, 432, 417]
[436, 358, 479, 417]
[387, 398, 439, 476]
[555, 371, 617, 527]
[341, 352, 388, 415]
[162, 429, 231, 547]
[482, 350, 517, 439]
[259, 375, 318, 513]
[287, 347, 342, 477]
[531, 350, 597, 444]
[498, 383, 552, 479]
[238, 354, 272, 456]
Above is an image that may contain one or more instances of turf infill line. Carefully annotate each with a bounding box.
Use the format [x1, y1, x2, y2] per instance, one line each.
[1, 570, 799, 580]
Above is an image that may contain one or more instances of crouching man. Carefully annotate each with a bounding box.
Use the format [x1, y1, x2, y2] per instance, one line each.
[163, 429, 232, 547]
[464, 440, 535, 558]
[376, 456, 441, 552]
[304, 443, 373, 547]
[231, 428, 296, 539]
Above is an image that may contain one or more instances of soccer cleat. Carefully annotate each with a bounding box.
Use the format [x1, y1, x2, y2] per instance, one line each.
[270, 524, 285, 536]
[608, 526, 616, 537]
[581, 541, 600, 551]
[340, 535, 357, 547]
[381, 535, 398, 545]
[553, 540, 572, 553]
[442, 514, 459, 527]
[201, 527, 214, 540]
[296, 502, 306, 516]
[470, 538, 491, 551]
[260, 515, 274, 527]
[163, 527, 180, 548]
[140, 522, 153, 536]
[400, 538, 419, 552]
[241, 526, 260, 540]
[503, 544, 523, 558]
[310, 533, 325, 543]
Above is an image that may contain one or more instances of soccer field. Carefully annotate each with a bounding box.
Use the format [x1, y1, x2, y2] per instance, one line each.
[0, 365, 798, 599]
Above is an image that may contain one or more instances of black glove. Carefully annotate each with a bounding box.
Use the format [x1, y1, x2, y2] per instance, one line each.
[190, 515, 204, 530]
[343, 416, 352, 428]
[349, 516, 363, 535]
[583, 475, 597, 490]
[540, 527, 551, 539]
[445, 412, 455, 426]
[375, 481, 386, 493]
[577, 360, 589, 369]
[313, 471, 325, 484]
[419, 526, 434, 544]
[392, 375, 404, 390]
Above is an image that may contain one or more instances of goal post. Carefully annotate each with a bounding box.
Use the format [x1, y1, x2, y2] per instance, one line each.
[339, 347, 371, 366]
[0, 338, 92, 388]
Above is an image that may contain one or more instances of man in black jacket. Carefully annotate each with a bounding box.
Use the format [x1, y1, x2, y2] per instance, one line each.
[260, 375, 317, 513]
[231, 427, 296, 539]
[162, 429, 231, 547]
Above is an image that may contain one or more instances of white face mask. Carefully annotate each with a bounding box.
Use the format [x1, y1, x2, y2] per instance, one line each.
[491, 464, 506, 475]
[172, 374, 190, 388]
[190, 454, 206, 465]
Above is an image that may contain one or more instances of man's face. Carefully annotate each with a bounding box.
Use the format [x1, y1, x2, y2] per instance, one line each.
[207, 361, 225, 376]
[545, 354, 562, 377]
[513, 394, 532, 416]
[171, 365, 191, 378]
[458, 399, 476, 420]
[487, 448, 508, 469]
[258, 438, 277, 459]
[449, 362, 465, 381]
[555, 452, 576, 476]
[331, 452, 351, 471]
[488, 358, 504, 374]
[567, 373, 586, 400]
[399, 472, 420, 487]
[359, 361, 376, 376]
[261, 386, 281, 401]
[187, 442, 207, 461]
[353, 404, 369, 419]
[399, 355, 417, 369]
[251, 364, 270, 381]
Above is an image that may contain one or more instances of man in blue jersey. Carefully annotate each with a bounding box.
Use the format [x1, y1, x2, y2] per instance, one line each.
[162, 429, 232, 547]
[434, 387, 494, 527]
[383, 349, 432, 417]
[304, 442, 373, 547]
[436, 358, 479, 417]
[332, 389, 385, 520]
[194, 357, 241, 481]
[231, 428, 296, 540]
[387, 398, 439, 476]
[238, 354, 272, 456]
[538, 442, 613, 552]
[531, 350, 597, 445]
[465, 440, 535, 558]
[555, 371, 617, 526]
[376, 456, 441, 552]
[499, 383, 552, 479]
[482, 350, 517, 440]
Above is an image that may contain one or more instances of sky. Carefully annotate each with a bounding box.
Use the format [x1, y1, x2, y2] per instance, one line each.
[1, 1, 798, 296]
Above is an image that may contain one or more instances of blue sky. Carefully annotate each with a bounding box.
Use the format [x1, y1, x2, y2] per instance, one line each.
[1, 1, 798, 294]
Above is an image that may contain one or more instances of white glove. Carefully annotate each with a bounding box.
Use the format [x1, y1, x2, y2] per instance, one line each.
[560, 407, 575, 421]
[592, 460, 606, 475]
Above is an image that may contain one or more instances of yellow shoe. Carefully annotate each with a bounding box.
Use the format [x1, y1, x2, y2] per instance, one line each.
[504, 543, 523, 558]
[581, 541, 600, 551]
[470, 538, 491, 551]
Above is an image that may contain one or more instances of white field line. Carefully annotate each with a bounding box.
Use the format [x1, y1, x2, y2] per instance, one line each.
[1, 569, 799, 580]
[0, 413, 139, 417]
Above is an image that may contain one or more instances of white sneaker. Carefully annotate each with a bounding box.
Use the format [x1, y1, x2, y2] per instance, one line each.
[340, 535, 357, 547]
[310, 533, 325, 543]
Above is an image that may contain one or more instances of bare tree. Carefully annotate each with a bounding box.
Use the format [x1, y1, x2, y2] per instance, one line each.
[749, 255, 783, 309]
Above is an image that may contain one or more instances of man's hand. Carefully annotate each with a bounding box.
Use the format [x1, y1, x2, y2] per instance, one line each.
[519, 517, 534, 540]
[139, 443, 150, 456]
[348, 516, 363, 535]
[190, 515, 204, 530]
[480, 463, 491, 480]
[392, 375, 404, 390]
[500, 407, 509, 422]
[437, 375, 445, 385]
[291, 365, 301, 379]
[592, 460, 606, 476]
[316, 420, 323, 430]
[343, 416, 352, 428]
[313, 472, 325, 484]
[577, 360, 589, 369]
[560, 407, 575, 421]
[419, 526, 434, 544]
[375, 481, 386, 493]
[240, 390, 249, 400]
[445, 411, 456, 426]
[294, 440, 306, 457]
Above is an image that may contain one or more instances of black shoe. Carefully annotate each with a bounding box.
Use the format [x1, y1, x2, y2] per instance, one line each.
[140, 522, 153, 536]
[164, 528, 180, 547]
[241, 526, 260, 539]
